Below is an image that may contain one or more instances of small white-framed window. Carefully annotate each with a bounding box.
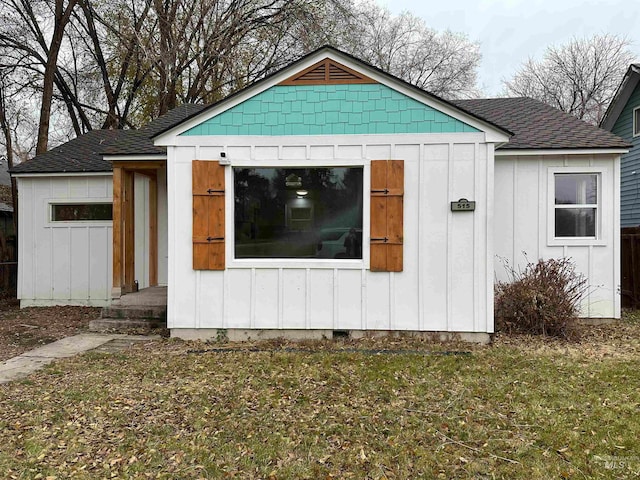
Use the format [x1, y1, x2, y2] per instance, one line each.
[547, 167, 607, 246]
[634, 106, 640, 137]
[554, 173, 598, 238]
[50, 202, 113, 222]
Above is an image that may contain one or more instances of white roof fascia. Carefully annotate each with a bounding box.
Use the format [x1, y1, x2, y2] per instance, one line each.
[103, 154, 166, 161]
[168, 131, 488, 148]
[495, 148, 629, 157]
[11, 171, 113, 178]
[601, 65, 640, 131]
[154, 47, 511, 146]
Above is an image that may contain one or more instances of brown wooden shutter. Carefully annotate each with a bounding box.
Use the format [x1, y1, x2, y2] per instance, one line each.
[370, 160, 404, 272]
[193, 160, 225, 270]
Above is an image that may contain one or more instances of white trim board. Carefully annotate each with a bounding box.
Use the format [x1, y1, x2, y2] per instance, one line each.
[496, 149, 628, 156]
[11, 172, 113, 178]
[169, 132, 489, 150]
[103, 155, 167, 161]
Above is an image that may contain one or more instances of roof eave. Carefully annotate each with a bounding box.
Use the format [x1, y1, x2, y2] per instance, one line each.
[495, 147, 629, 156]
[600, 64, 640, 131]
[102, 153, 166, 161]
[11, 170, 113, 177]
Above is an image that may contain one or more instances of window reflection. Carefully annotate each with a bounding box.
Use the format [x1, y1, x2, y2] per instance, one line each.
[555, 174, 597, 205]
[234, 167, 363, 259]
[51, 203, 113, 221]
[554, 173, 598, 238]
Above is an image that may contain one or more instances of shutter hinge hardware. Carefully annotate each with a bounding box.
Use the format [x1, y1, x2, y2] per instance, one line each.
[371, 237, 389, 243]
[207, 189, 224, 194]
[206, 236, 224, 242]
[371, 188, 389, 194]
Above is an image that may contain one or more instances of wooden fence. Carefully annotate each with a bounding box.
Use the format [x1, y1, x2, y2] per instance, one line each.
[0, 231, 16, 294]
[621, 227, 640, 309]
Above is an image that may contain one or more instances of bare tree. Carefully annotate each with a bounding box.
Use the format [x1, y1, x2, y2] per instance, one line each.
[0, 0, 342, 145]
[0, 0, 481, 157]
[75, 0, 349, 123]
[142, 0, 348, 116]
[336, 2, 482, 99]
[0, 68, 22, 232]
[36, 0, 79, 154]
[72, 0, 156, 128]
[503, 34, 637, 125]
[0, 0, 97, 142]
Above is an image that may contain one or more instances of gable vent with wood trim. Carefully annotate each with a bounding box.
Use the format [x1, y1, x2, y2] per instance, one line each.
[370, 160, 404, 272]
[279, 58, 377, 86]
[192, 160, 225, 270]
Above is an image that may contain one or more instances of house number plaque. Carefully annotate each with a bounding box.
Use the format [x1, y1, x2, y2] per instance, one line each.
[450, 198, 476, 211]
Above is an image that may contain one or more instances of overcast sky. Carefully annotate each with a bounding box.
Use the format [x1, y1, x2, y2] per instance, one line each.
[376, 0, 640, 97]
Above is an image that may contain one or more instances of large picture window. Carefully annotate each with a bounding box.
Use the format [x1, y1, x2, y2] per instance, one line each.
[554, 173, 598, 238]
[234, 167, 363, 259]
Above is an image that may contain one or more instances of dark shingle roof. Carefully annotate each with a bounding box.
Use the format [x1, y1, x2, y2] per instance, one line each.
[11, 94, 630, 175]
[0, 185, 12, 210]
[102, 104, 206, 155]
[455, 97, 631, 150]
[11, 104, 207, 174]
[11, 130, 120, 174]
[0, 162, 10, 185]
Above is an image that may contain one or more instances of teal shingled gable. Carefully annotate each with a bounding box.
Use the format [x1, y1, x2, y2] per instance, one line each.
[181, 84, 479, 136]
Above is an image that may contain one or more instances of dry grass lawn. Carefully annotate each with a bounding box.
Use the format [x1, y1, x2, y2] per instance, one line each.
[0, 313, 639, 479]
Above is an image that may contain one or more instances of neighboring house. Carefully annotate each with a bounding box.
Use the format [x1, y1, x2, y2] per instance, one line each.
[0, 161, 14, 242]
[601, 64, 640, 228]
[0, 158, 13, 210]
[0, 161, 11, 185]
[0, 186, 13, 238]
[11, 47, 629, 340]
[0, 163, 15, 292]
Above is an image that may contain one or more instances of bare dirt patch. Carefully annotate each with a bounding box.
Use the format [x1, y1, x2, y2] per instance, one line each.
[493, 311, 640, 360]
[0, 296, 100, 361]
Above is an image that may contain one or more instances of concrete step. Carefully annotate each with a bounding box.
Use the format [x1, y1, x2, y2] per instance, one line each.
[89, 318, 167, 332]
[115, 286, 167, 307]
[101, 305, 167, 320]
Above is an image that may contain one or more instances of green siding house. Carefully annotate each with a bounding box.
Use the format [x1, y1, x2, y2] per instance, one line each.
[601, 64, 640, 227]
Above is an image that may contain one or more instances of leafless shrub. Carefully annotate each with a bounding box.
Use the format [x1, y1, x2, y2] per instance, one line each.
[495, 257, 589, 339]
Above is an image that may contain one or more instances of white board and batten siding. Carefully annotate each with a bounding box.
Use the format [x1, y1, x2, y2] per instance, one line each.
[16, 174, 168, 306]
[17, 175, 114, 306]
[167, 133, 495, 333]
[133, 170, 169, 289]
[134, 175, 150, 290]
[494, 153, 621, 318]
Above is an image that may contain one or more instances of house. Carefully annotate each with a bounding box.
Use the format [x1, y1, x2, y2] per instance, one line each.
[0, 163, 16, 292]
[0, 161, 13, 235]
[11, 47, 629, 341]
[0, 186, 13, 239]
[600, 63, 640, 308]
[601, 64, 640, 228]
